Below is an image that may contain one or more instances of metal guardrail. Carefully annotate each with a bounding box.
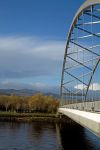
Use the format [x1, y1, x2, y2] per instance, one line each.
[61, 101, 100, 112]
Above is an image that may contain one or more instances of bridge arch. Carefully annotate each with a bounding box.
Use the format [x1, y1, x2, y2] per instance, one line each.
[61, 0, 100, 107]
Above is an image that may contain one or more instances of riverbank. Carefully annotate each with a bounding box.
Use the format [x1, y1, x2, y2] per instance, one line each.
[0, 112, 72, 123]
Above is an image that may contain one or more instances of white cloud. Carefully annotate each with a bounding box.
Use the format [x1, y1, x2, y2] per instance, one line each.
[0, 36, 65, 59]
[89, 83, 100, 91]
[74, 84, 87, 90]
[30, 82, 49, 88]
[0, 36, 65, 78]
[0, 80, 30, 89]
[30, 82, 59, 93]
[74, 83, 100, 91]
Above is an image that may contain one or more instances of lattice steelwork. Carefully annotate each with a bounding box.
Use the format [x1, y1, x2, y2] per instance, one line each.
[60, 0, 100, 111]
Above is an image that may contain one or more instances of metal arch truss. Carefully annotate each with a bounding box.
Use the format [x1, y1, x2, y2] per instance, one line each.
[60, 0, 100, 110]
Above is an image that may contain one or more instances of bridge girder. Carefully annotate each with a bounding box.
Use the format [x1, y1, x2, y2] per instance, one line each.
[61, 0, 100, 106]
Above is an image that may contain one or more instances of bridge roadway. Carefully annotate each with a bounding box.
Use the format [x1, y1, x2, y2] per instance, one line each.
[58, 102, 100, 137]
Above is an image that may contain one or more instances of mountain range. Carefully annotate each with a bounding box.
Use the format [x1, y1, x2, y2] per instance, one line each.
[0, 89, 60, 98]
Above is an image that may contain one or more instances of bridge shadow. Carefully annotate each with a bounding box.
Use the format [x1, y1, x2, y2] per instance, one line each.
[56, 122, 96, 150]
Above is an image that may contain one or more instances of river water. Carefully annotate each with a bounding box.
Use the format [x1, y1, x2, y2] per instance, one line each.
[0, 122, 99, 150]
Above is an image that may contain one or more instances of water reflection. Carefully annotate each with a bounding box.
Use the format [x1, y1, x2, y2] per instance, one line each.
[56, 123, 96, 150]
[0, 122, 99, 150]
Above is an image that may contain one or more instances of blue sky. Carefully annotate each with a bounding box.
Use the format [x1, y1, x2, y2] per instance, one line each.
[0, 0, 84, 37]
[0, 0, 87, 92]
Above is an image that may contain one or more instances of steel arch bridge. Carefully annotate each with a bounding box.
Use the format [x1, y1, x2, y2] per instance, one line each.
[60, 0, 100, 111]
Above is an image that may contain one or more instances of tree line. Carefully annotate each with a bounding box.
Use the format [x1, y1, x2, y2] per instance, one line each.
[0, 93, 59, 113]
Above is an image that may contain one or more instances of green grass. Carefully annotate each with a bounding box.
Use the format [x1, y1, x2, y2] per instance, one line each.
[0, 111, 72, 123]
[0, 111, 60, 123]
[0, 111, 57, 117]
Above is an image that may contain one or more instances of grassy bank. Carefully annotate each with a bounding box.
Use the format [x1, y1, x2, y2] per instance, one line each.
[0, 111, 72, 123]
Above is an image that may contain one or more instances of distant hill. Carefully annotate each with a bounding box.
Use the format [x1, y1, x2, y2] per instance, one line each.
[0, 89, 60, 98]
[0, 89, 37, 96]
[44, 92, 60, 99]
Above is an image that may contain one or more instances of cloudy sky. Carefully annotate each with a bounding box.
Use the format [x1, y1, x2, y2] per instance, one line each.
[0, 0, 88, 92]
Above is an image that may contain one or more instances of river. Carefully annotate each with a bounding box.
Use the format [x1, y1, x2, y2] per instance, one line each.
[0, 122, 99, 150]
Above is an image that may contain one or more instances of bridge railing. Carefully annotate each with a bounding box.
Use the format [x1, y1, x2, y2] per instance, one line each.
[61, 101, 100, 112]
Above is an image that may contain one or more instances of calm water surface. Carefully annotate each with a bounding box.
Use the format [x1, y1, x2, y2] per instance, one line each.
[0, 122, 99, 150]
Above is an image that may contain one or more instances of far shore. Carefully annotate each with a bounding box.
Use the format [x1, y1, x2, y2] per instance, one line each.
[0, 111, 73, 123]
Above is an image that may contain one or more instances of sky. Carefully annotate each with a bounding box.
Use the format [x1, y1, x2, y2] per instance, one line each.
[0, 0, 90, 93]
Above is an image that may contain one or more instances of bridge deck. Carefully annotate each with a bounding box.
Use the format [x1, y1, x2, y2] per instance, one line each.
[58, 108, 100, 137]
